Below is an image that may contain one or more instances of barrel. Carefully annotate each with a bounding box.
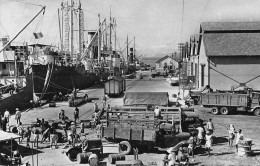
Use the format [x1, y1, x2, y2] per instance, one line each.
[77, 152, 92, 164]
[244, 138, 252, 147]
[108, 154, 126, 164]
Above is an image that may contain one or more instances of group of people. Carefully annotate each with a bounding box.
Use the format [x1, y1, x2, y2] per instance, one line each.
[17, 118, 58, 149]
[0, 108, 21, 132]
[188, 118, 215, 157]
[227, 124, 244, 152]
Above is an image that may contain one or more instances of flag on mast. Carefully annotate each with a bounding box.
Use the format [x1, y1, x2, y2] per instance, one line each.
[33, 32, 43, 39]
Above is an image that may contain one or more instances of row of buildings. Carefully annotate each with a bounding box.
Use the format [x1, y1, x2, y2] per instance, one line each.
[144, 22, 260, 91]
[185, 22, 260, 91]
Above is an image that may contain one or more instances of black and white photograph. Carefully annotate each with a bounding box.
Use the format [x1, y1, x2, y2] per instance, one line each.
[0, 0, 260, 165]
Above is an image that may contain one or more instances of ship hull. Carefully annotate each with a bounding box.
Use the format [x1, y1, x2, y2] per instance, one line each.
[30, 64, 109, 99]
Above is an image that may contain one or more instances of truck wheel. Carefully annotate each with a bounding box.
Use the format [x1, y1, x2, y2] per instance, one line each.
[68, 148, 81, 161]
[254, 108, 260, 116]
[220, 107, 229, 115]
[119, 141, 132, 155]
[211, 107, 219, 115]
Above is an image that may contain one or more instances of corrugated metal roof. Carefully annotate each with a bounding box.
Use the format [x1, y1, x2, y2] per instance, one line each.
[201, 22, 260, 32]
[203, 33, 260, 56]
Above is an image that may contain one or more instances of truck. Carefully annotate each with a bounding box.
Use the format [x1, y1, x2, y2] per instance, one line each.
[190, 90, 260, 116]
[100, 107, 204, 155]
[104, 76, 126, 97]
[68, 91, 89, 107]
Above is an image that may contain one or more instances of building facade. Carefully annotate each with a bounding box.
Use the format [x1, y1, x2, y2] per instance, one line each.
[193, 22, 260, 90]
[155, 55, 179, 71]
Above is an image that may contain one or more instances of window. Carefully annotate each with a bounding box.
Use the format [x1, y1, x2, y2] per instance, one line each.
[195, 64, 197, 77]
[191, 62, 193, 75]
[2, 64, 6, 69]
[201, 64, 205, 87]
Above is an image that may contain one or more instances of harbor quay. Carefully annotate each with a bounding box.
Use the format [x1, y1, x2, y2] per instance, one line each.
[5, 73, 260, 166]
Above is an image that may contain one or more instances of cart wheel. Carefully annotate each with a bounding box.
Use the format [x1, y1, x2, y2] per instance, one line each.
[211, 107, 219, 115]
[254, 108, 260, 116]
[119, 141, 132, 155]
[220, 107, 229, 115]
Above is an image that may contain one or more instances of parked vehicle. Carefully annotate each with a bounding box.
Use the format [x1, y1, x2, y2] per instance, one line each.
[104, 76, 126, 97]
[68, 91, 89, 107]
[190, 88, 260, 116]
[101, 108, 203, 154]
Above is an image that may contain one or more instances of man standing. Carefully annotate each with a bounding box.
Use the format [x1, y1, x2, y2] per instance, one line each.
[4, 109, 10, 126]
[70, 122, 77, 147]
[206, 118, 215, 134]
[73, 108, 79, 125]
[154, 106, 161, 119]
[94, 102, 98, 113]
[102, 95, 107, 108]
[235, 129, 244, 153]
[15, 108, 21, 124]
[196, 124, 205, 146]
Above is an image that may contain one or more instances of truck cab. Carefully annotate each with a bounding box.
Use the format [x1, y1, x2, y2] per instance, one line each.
[155, 123, 190, 149]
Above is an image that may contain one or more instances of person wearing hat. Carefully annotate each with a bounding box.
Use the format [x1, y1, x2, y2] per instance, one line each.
[235, 129, 244, 153]
[206, 118, 215, 134]
[205, 131, 213, 156]
[15, 108, 21, 124]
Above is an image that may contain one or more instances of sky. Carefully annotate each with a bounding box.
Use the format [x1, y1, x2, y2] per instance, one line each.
[1, 0, 260, 57]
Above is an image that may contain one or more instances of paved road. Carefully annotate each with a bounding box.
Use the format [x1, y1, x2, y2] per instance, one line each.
[7, 74, 260, 166]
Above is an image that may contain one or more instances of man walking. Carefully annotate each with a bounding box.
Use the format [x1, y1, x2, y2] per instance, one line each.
[206, 118, 215, 134]
[15, 108, 21, 124]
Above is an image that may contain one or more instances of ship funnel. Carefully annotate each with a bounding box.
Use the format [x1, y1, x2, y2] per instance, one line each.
[129, 47, 134, 64]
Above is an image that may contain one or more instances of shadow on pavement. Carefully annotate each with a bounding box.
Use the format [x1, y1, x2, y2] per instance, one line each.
[251, 149, 260, 156]
[212, 136, 228, 145]
[18, 144, 43, 157]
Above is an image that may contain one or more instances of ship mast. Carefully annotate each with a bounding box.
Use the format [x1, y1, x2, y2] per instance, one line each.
[78, 0, 84, 63]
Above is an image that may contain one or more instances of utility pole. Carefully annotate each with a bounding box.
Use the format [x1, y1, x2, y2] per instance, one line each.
[114, 19, 116, 52]
[126, 34, 129, 63]
[109, 6, 112, 51]
[78, 0, 84, 62]
[98, 13, 101, 64]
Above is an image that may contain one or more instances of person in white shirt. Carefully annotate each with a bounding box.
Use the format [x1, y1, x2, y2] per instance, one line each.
[15, 108, 21, 124]
[4, 109, 10, 126]
[154, 106, 161, 119]
[196, 125, 205, 146]
[205, 131, 213, 156]
[206, 118, 215, 134]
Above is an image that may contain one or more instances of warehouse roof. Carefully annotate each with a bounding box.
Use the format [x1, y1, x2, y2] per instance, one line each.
[203, 33, 260, 56]
[201, 22, 260, 32]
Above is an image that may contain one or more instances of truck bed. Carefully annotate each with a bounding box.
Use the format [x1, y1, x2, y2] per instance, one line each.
[102, 126, 155, 141]
[201, 93, 248, 107]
